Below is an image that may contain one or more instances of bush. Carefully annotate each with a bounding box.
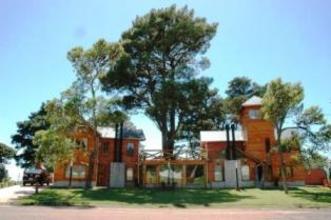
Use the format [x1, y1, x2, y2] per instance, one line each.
[0, 164, 8, 182]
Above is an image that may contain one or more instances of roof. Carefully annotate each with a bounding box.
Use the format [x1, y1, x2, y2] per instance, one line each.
[97, 126, 145, 140]
[200, 130, 245, 142]
[242, 96, 262, 107]
[97, 127, 115, 138]
[280, 127, 304, 140]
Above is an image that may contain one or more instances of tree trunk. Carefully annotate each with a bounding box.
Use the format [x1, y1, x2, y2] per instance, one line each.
[161, 129, 168, 154]
[160, 130, 175, 158]
[85, 87, 99, 190]
[277, 131, 288, 194]
[279, 151, 289, 194]
[68, 160, 73, 188]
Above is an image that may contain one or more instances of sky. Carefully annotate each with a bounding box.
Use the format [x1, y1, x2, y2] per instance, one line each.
[1, 0, 331, 180]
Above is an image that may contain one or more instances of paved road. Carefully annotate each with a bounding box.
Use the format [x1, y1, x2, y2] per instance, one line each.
[0, 185, 35, 204]
[0, 206, 330, 220]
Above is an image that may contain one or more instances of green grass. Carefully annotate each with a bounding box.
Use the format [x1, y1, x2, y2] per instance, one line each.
[18, 186, 331, 208]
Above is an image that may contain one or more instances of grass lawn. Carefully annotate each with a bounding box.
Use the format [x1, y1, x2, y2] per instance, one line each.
[18, 186, 331, 208]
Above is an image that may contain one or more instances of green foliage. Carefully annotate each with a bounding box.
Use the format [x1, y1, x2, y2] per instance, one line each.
[261, 78, 331, 192]
[0, 142, 15, 164]
[262, 78, 304, 133]
[0, 164, 8, 182]
[67, 39, 125, 127]
[280, 133, 302, 153]
[225, 76, 266, 98]
[11, 104, 49, 168]
[300, 149, 328, 169]
[224, 76, 266, 118]
[34, 99, 82, 169]
[67, 39, 127, 188]
[34, 130, 76, 169]
[178, 78, 226, 147]
[294, 106, 331, 152]
[261, 78, 304, 193]
[101, 5, 218, 153]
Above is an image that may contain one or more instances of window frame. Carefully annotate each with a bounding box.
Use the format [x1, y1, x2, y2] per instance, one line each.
[127, 142, 135, 156]
[76, 138, 88, 150]
[101, 142, 109, 154]
[248, 109, 261, 120]
[214, 164, 224, 182]
[126, 167, 134, 182]
[65, 164, 87, 179]
[241, 165, 250, 181]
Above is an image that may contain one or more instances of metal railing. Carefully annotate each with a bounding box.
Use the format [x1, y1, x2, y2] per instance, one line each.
[139, 148, 207, 160]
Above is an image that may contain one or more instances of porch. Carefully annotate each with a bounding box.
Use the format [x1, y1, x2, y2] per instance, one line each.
[138, 149, 209, 188]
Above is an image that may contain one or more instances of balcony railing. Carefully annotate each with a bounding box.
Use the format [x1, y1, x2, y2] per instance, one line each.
[139, 148, 207, 160]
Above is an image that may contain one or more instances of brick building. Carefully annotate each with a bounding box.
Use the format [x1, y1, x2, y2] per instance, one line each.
[54, 96, 307, 188]
[53, 124, 145, 187]
[201, 96, 306, 188]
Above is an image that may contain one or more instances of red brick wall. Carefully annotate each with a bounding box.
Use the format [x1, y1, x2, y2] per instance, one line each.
[54, 127, 98, 184]
[202, 141, 245, 182]
[201, 105, 307, 184]
[240, 106, 277, 161]
[54, 127, 141, 187]
[98, 138, 140, 186]
[305, 169, 326, 185]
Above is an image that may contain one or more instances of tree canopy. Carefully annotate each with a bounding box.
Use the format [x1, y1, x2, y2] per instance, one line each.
[224, 76, 266, 118]
[262, 78, 331, 193]
[34, 98, 81, 170]
[11, 104, 49, 168]
[0, 142, 15, 182]
[0, 142, 15, 164]
[101, 5, 218, 155]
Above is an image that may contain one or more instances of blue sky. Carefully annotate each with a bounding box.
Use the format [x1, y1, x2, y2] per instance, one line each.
[1, 0, 331, 179]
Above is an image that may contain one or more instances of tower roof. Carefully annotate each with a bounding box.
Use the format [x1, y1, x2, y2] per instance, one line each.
[242, 96, 262, 107]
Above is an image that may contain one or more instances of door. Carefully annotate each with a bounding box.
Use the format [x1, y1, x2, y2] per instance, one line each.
[97, 164, 108, 186]
[256, 164, 264, 187]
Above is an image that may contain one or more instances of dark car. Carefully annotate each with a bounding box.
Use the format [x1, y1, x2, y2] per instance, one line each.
[23, 168, 51, 186]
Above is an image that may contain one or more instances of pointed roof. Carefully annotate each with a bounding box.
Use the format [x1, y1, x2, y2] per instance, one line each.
[242, 96, 262, 107]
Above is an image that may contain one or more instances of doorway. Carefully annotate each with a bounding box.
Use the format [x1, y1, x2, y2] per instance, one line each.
[256, 164, 264, 187]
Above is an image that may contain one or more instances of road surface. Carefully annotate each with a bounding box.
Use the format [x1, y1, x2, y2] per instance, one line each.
[0, 185, 35, 204]
[0, 206, 330, 220]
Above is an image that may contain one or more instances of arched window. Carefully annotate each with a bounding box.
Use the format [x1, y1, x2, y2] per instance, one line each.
[241, 165, 250, 181]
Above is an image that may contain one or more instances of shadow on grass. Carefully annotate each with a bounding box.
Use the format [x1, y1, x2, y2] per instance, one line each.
[80, 188, 253, 208]
[20, 189, 86, 207]
[20, 188, 254, 208]
[290, 187, 331, 204]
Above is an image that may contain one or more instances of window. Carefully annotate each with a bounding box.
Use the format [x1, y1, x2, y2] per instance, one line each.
[279, 167, 294, 178]
[286, 166, 294, 177]
[265, 138, 271, 153]
[241, 165, 250, 181]
[248, 109, 261, 119]
[146, 166, 157, 184]
[126, 167, 134, 181]
[214, 165, 224, 181]
[186, 165, 204, 185]
[65, 165, 86, 179]
[127, 143, 134, 156]
[102, 142, 109, 154]
[76, 138, 88, 149]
